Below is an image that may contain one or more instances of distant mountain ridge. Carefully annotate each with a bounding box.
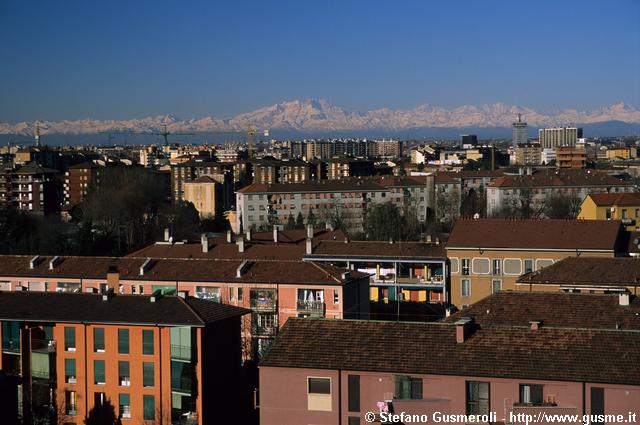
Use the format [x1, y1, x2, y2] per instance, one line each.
[1, 99, 639, 136]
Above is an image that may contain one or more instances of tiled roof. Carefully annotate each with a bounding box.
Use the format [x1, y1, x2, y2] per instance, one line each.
[236, 180, 387, 194]
[0, 255, 366, 285]
[446, 218, 621, 250]
[445, 291, 640, 330]
[307, 240, 446, 259]
[67, 161, 98, 170]
[0, 291, 249, 326]
[488, 169, 631, 189]
[14, 161, 59, 175]
[587, 192, 640, 207]
[189, 175, 218, 184]
[261, 318, 640, 385]
[516, 257, 640, 287]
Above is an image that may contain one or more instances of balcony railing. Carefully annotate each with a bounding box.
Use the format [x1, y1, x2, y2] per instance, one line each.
[171, 344, 192, 361]
[251, 324, 278, 336]
[31, 339, 56, 353]
[297, 300, 325, 313]
[2, 340, 21, 354]
[250, 298, 276, 310]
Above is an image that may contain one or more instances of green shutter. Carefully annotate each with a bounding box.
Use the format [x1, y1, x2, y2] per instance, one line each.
[64, 327, 75, 350]
[143, 362, 154, 387]
[142, 330, 154, 355]
[143, 395, 155, 420]
[119, 393, 130, 406]
[118, 329, 129, 354]
[93, 328, 105, 351]
[65, 358, 76, 380]
[94, 360, 105, 384]
[118, 361, 130, 377]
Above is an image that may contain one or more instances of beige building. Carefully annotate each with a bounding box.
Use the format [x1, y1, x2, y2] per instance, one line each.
[445, 218, 622, 307]
[184, 176, 219, 218]
[514, 144, 542, 165]
[538, 127, 581, 149]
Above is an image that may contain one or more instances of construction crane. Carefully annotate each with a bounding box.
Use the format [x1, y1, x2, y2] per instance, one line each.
[153, 124, 195, 147]
[247, 127, 270, 158]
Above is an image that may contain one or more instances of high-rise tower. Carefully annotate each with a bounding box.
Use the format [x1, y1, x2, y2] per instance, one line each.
[512, 114, 528, 146]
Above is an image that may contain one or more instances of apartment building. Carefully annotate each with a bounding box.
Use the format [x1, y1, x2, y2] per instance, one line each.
[445, 218, 623, 307]
[370, 139, 403, 159]
[64, 161, 98, 206]
[251, 158, 310, 184]
[514, 144, 542, 165]
[486, 169, 634, 217]
[0, 254, 369, 359]
[538, 127, 582, 149]
[327, 157, 374, 180]
[578, 192, 640, 231]
[259, 303, 640, 425]
[170, 159, 232, 202]
[556, 146, 587, 169]
[12, 161, 61, 214]
[183, 176, 220, 219]
[516, 257, 640, 295]
[0, 290, 249, 425]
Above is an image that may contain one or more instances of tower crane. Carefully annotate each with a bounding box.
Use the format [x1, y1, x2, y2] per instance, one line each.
[247, 127, 270, 158]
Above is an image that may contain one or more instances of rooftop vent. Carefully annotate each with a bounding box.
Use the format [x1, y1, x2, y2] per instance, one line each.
[49, 256, 61, 270]
[273, 227, 279, 243]
[455, 317, 474, 343]
[306, 238, 313, 255]
[150, 289, 163, 303]
[619, 293, 630, 306]
[341, 271, 350, 281]
[227, 230, 233, 243]
[164, 228, 170, 242]
[139, 258, 153, 276]
[29, 255, 41, 269]
[236, 260, 250, 278]
[102, 288, 114, 301]
[529, 320, 542, 331]
[201, 233, 209, 253]
[237, 234, 245, 253]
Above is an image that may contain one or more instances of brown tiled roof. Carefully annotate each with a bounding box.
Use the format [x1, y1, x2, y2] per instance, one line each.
[446, 218, 621, 250]
[14, 161, 59, 175]
[67, 161, 98, 170]
[488, 169, 631, 189]
[587, 192, 640, 207]
[370, 176, 427, 187]
[445, 291, 640, 330]
[261, 318, 640, 385]
[0, 255, 366, 285]
[307, 240, 446, 259]
[516, 257, 640, 287]
[236, 180, 387, 194]
[190, 175, 218, 184]
[0, 291, 249, 327]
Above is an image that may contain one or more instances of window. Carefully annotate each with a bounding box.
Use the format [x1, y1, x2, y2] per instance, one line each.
[65, 359, 76, 383]
[348, 375, 360, 412]
[65, 391, 77, 415]
[524, 259, 534, 274]
[119, 393, 131, 419]
[349, 417, 360, 425]
[492, 259, 501, 276]
[171, 360, 192, 393]
[2, 321, 20, 353]
[491, 280, 502, 294]
[395, 375, 423, 400]
[635, 208, 639, 218]
[118, 361, 130, 386]
[93, 328, 105, 352]
[334, 290, 339, 305]
[118, 329, 129, 354]
[466, 381, 490, 415]
[142, 330, 154, 355]
[461, 258, 470, 275]
[461, 279, 471, 298]
[94, 360, 105, 385]
[94, 392, 106, 407]
[622, 209, 628, 219]
[143, 395, 155, 421]
[143, 362, 154, 387]
[195, 286, 220, 302]
[64, 327, 76, 352]
[308, 377, 331, 394]
[519, 384, 543, 405]
[238, 288, 243, 302]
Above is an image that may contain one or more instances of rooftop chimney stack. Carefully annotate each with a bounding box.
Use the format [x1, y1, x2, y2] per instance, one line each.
[201, 233, 209, 253]
[49, 256, 61, 270]
[455, 317, 474, 343]
[150, 289, 163, 303]
[273, 227, 279, 243]
[164, 228, 170, 242]
[227, 230, 233, 243]
[530, 320, 542, 331]
[237, 234, 245, 253]
[306, 237, 313, 255]
[306, 224, 314, 239]
[426, 235, 432, 244]
[107, 266, 120, 292]
[246, 228, 252, 241]
[236, 260, 250, 278]
[102, 288, 114, 301]
[139, 258, 153, 276]
[29, 255, 41, 270]
[619, 293, 630, 306]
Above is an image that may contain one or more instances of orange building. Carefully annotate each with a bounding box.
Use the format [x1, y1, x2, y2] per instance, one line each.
[0, 291, 249, 425]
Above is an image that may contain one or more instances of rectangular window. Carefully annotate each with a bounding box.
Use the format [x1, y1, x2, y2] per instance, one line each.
[349, 417, 360, 425]
[492, 259, 501, 275]
[237, 287, 243, 302]
[466, 381, 490, 415]
[118, 361, 130, 387]
[461, 279, 471, 297]
[334, 289, 339, 305]
[143, 362, 154, 387]
[524, 259, 534, 274]
[171, 360, 192, 393]
[143, 395, 155, 421]
[348, 375, 360, 412]
[95, 392, 106, 407]
[395, 375, 423, 400]
[519, 384, 543, 405]
[119, 393, 131, 419]
[308, 377, 331, 394]
[65, 391, 77, 415]
[461, 258, 470, 275]
[142, 330, 154, 355]
[65, 327, 76, 352]
[65, 358, 76, 383]
[93, 328, 105, 352]
[118, 329, 129, 354]
[491, 280, 502, 294]
[94, 360, 105, 385]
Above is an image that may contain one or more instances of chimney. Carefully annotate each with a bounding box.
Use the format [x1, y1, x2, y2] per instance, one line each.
[306, 224, 314, 239]
[426, 235, 432, 244]
[435, 237, 440, 245]
[177, 290, 188, 299]
[227, 230, 233, 243]
[236, 260, 250, 278]
[389, 238, 394, 244]
[529, 320, 542, 331]
[101, 288, 114, 301]
[341, 271, 350, 281]
[273, 227, 279, 243]
[445, 307, 453, 317]
[619, 293, 630, 306]
[164, 228, 170, 242]
[455, 317, 474, 343]
[150, 289, 163, 303]
[306, 237, 313, 255]
[326, 222, 334, 231]
[244, 228, 251, 241]
[49, 256, 61, 270]
[201, 233, 209, 253]
[107, 266, 120, 292]
[139, 258, 153, 276]
[29, 255, 41, 269]
[237, 234, 245, 253]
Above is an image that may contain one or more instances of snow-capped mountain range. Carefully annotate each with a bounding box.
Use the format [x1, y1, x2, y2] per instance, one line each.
[1, 99, 639, 135]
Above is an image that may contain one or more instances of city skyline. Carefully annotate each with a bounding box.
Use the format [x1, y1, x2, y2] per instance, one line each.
[1, 0, 639, 122]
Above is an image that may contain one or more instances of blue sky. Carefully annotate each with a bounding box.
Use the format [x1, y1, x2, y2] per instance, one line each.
[1, 0, 639, 122]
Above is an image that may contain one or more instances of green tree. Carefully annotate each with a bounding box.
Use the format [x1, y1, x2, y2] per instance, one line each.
[306, 208, 316, 226]
[295, 211, 305, 229]
[286, 213, 296, 230]
[364, 201, 418, 241]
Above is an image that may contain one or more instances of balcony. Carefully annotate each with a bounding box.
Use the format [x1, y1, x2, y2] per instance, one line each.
[250, 297, 276, 311]
[31, 339, 56, 353]
[296, 300, 325, 316]
[2, 340, 21, 354]
[171, 344, 192, 361]
[251, 323, 277, 336]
